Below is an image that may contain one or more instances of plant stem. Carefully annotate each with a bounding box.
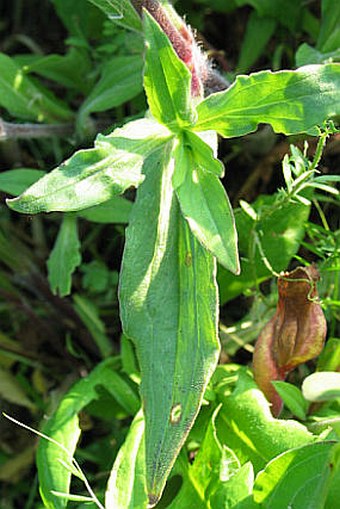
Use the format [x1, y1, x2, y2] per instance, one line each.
[0, 117, 74, 140]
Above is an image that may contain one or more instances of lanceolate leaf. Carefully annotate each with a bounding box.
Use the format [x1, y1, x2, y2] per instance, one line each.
[185, 130, 224, 177]
[78, 55, 143, 124]
[87, 0, 142, 32]
[176, 146, 239, 274]
[218, 194, 311, 304]
[317, 0, 340, 52]
[37, 358, 139, 509]
[22, 47, 92, 93]
[194, 64, 340, 137]
[7, 118, 172, 213]
[0, 53, 73, 122]
[47, 214, 81, 297]
[119, 144, 220, 505]
[105, 410, 148, 509]
[143, 11, 196, 130]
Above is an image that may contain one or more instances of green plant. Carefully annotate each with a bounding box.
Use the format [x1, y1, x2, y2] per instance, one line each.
[1, 1, 340, 508]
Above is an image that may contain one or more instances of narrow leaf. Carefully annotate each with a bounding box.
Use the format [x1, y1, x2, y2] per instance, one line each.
[0, 367, 35, 410]
[176, 147, 239, 273]
[317, 337, 340, 372]
[185, 130, 224, 177]
[143, 11, 195, 130]
[37, 357, 130, 509]
[189, 406, 231, 497]
[105, 410, 147, 509]
[87, 0, 142, 32]
[234, 0, 302, 31]
[209, 462, 254, 509]
[237, 11, 276, 73]
[78, 55, 143, 124]
[0, 53, 73, 122]
[271, 381, 308, 420]
[52, 0, 106, 38]
[317, 0, 340, 52]
[119, 144, 220, 504]
[7, 118, 172, 214]
[194, 64, 340, 137]
[47, 214, 81, 297]
[172, 130, 223, 189]
[218, 194, 310, 304]
[51, 492, 94, 502]
[73, 294, 113, 358]
[22, 48, 92, 93]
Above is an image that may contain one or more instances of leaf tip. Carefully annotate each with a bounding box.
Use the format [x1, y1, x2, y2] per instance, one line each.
[6, 196, 22, 212]
[147, 493, 161, 508]
[6, 195, 37, 214]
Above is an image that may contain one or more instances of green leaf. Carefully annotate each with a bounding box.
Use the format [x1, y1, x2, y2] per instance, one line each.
[37, 357, 134, 509]
[317, 0, 340, 52]
[73, 294, 113, 358]
[0, 367, 36, 410]
[194, 64, 340, 138]
[296, 44, 340, 67]
[0, 169, 44, 196]
[52, 0, 106, 38]
[216, 368, 314, 472]
[189, 406, 254, 509]
[317, 337, 340, 372]
[174, 395, 253, 509]
[160, 451, 206, 509]
[209, 462, 254, 509]
[87, 0, 142, 32]
[176, 159, 239, 273]
[271, 381, 308, 420]
[0, 53, 73, 122]
[78, 55, 143, 124]
[81, 260, 117, 293]
[105, 410, 147, 509]
[47, 214, 82, 297]
[121, 334, 140, 383]
[143, 11, 196, 130]
[218, 194, 310, 304]
[51, 493, 94, 502]
[189, 406, 235, 498]
[237, 12, 276, 73]
[253, 442, 336, 508]
[22, 48, 92, 93]
[302, 372, 340, 402]
[78, 196, 132, 223]
[184, 131, 224, 177]
[7, 118, 172, 214]
[119, 144, 220, 504]
[172, 131, 222, 191]
[325, 443, 340, 509]
[234, 0, 302, 31]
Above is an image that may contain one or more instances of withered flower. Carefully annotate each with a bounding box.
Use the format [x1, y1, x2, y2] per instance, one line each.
[253, 266, 327, 416]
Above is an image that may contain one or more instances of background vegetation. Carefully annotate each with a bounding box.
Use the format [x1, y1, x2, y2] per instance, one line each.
[0, 1, 339, 508]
